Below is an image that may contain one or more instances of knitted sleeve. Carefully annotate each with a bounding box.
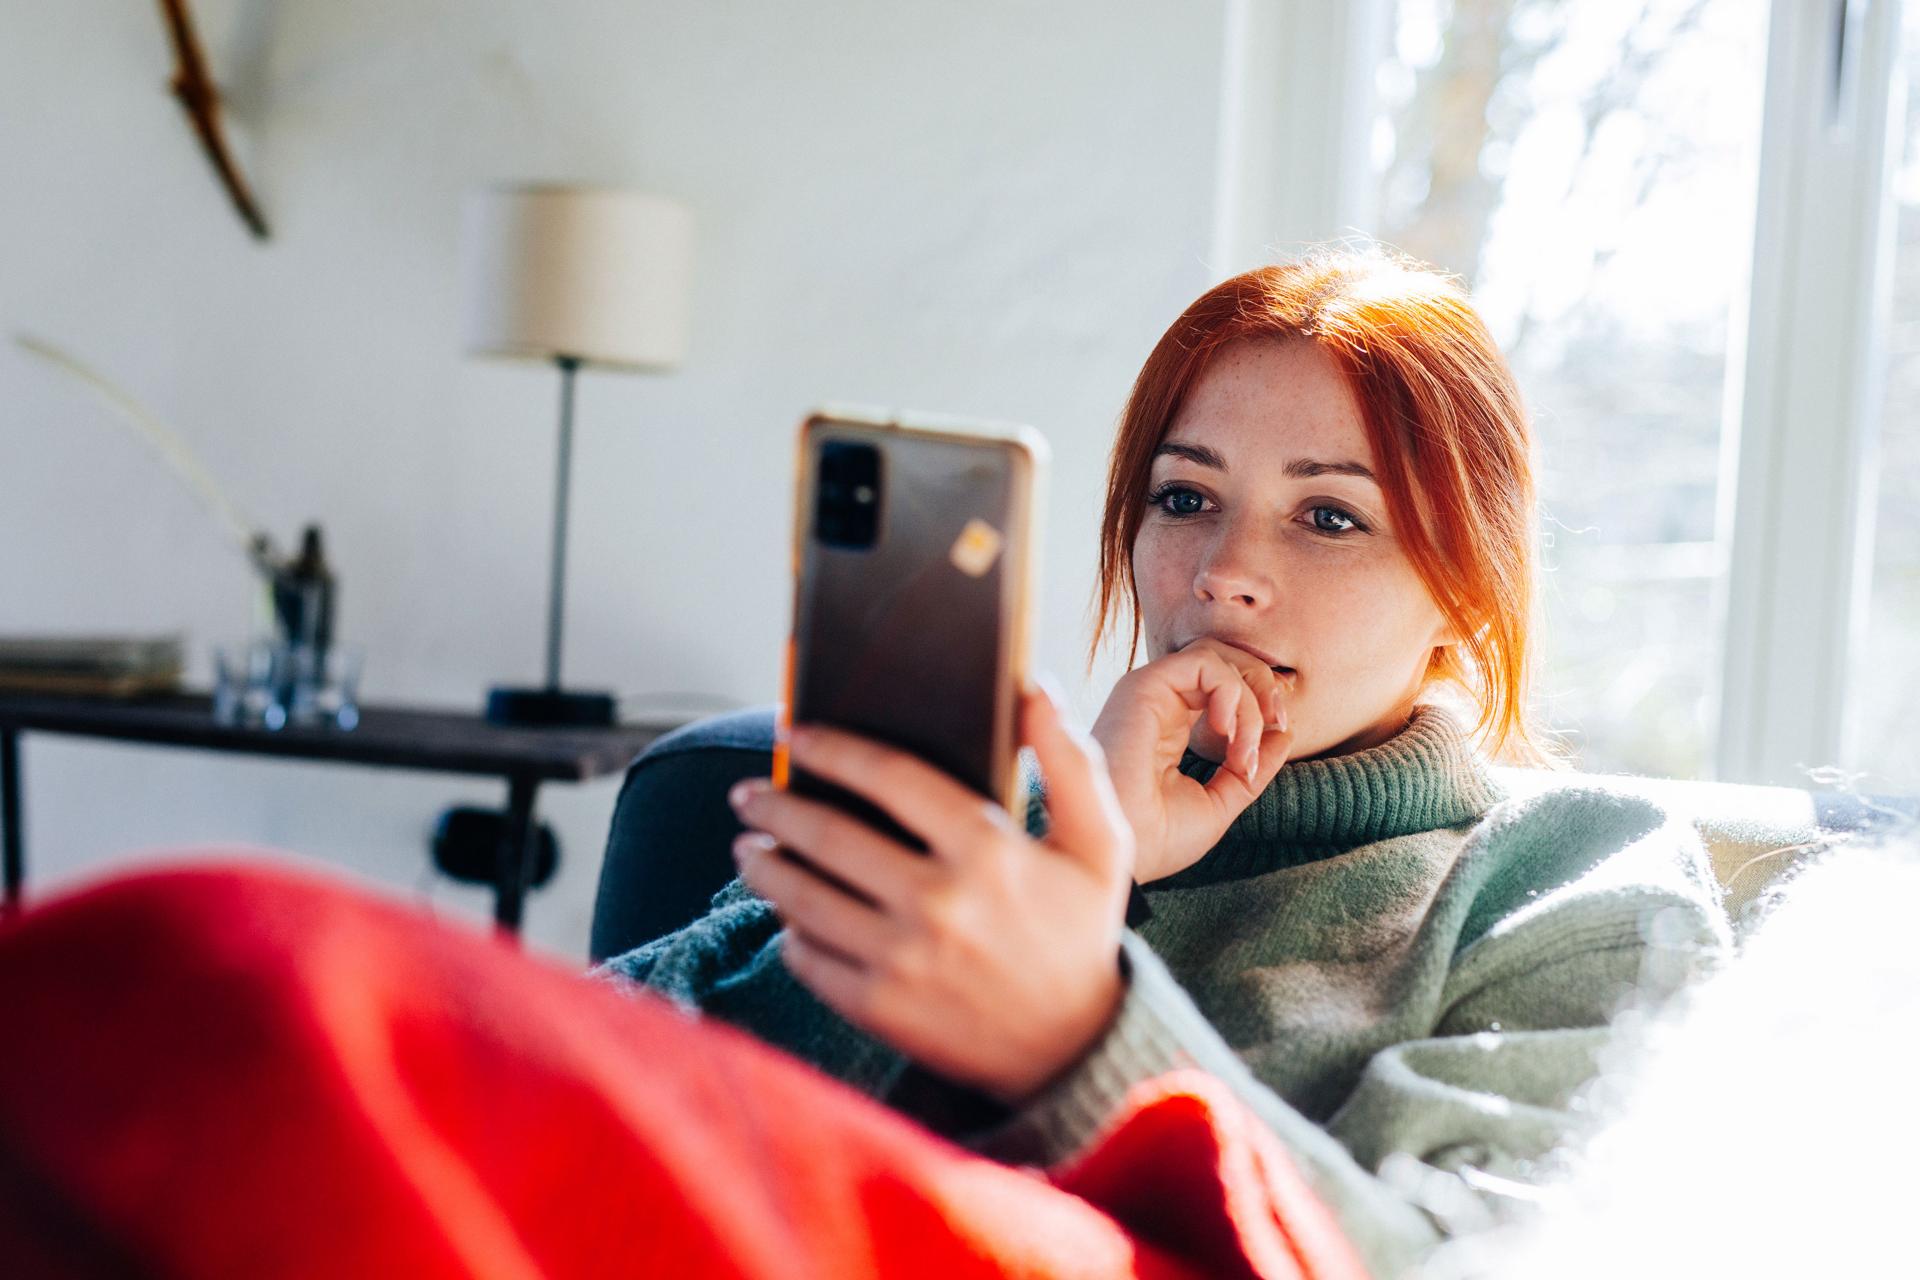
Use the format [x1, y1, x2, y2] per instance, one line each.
[883, 803, 1732, 1280]
[593, 878, 906, 1094]
[590, 748, 1057, 1098]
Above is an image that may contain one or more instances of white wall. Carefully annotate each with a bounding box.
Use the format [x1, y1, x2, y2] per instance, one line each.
[0, 1, 1226, 955]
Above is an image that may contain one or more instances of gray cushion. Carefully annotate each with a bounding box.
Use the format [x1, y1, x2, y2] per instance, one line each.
[589, 706, 777, 962]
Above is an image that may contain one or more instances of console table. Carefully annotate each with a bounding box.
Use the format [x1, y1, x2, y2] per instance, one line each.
[0, 690, 687, 933]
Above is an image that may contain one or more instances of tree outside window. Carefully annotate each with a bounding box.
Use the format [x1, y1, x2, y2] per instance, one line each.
[1375, 0, 1765, 777]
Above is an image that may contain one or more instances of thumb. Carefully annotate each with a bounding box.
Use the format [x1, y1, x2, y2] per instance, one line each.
[1021, 676, 1132, 877]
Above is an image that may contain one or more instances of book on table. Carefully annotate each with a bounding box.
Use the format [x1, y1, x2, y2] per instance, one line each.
[0, 634, 185, 698]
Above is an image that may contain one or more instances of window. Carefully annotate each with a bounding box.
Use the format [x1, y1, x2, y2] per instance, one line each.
[1374, 0, 1767, 776]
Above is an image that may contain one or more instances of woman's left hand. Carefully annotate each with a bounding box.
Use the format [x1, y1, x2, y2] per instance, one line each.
[727, 681, 1135, 1104]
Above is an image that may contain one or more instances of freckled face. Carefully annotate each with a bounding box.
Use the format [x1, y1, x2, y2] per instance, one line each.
[1132, 338, 1456, 761]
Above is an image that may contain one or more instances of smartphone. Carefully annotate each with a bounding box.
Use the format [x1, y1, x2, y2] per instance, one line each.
[775, 408, 1047, 849]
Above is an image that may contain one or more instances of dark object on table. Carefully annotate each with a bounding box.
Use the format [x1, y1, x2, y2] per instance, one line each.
[485, 679, 617, 729]
[239, 522, 350, 731]
[268, 525, 336, 665]
[0, 689, 684, 932]
[0, 634, 184, 698]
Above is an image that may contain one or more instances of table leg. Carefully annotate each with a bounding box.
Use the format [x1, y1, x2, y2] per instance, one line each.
[2, 729, 21, 917]
[493, 773, 541, 935]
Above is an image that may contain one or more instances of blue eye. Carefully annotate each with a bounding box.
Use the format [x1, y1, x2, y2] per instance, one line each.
[1309, 505, 1361, 535]
[1146, 484, 1210, 517]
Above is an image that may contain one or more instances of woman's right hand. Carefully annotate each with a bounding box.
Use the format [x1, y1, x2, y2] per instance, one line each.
[1089, 639, 1295, 884]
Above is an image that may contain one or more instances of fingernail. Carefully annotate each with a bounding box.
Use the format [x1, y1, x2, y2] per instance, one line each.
[732, 831, 775, 861]
[728, 780, 755, 810]
[1033, 672, 1075, 725]
[787, 725, 815, 752]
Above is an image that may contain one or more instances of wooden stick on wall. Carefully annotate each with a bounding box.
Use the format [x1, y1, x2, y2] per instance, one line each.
[157, 0, 270, 240]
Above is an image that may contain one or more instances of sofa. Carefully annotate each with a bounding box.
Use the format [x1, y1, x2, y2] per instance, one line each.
[589, 706, 1918, 962]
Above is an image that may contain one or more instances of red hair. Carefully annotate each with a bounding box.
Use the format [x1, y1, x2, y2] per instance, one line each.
[1090, 250, 1551, 764]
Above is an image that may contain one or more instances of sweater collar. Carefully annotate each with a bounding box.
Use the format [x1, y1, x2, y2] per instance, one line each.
[1157, 704, 1504, 887]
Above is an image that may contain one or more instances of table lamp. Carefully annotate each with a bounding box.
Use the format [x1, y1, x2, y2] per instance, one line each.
[461, 185, 693, 727]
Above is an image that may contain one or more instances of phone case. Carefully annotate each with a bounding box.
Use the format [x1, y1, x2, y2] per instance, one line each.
[776, 409, 1046, 843]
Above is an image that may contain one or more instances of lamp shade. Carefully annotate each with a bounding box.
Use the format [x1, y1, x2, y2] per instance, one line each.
[461, 186, 693, 370]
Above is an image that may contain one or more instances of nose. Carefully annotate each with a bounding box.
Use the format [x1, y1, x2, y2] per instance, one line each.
[1192, 523, 1273, 609]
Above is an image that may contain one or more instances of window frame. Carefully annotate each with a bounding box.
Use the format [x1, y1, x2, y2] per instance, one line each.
[1717, 0, 1901, 785]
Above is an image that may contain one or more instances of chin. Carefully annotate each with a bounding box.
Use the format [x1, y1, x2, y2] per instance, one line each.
[1290, 731, 1351, 763]
[1298, 716, 1406, 762]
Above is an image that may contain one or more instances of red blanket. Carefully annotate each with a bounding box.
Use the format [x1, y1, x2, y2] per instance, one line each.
[0, 861, 1368, 1280]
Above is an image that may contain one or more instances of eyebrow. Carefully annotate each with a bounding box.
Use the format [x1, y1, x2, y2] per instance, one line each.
[1152, 440, 1377, 482]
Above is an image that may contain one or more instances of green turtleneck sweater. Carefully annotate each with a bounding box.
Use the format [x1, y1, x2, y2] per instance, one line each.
[598, 707, 1731, 1279]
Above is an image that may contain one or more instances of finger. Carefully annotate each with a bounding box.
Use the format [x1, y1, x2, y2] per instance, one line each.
[1178, 650, 1266, 779]
[1205, 723, 1293, 808]
[729, 779, 932, 911]
[1171, 647, 1248, 743]
[1231, 682, 1263, 780]
[779, 928, 879, 1023]
[1140, 646, 1263, 743]
[1206, 677, 1239, 745]
[1022, 679, 1130, 876]
[1269, 669, 1297, 730]
[1266, 685, 1289, 732]
[733, 831, 895, 966]
[782, 725, 1014, 863]
[1183, 651, 1266, 774]
[1169, 644, 1265, 732]
[1185, 639, 1288, 730]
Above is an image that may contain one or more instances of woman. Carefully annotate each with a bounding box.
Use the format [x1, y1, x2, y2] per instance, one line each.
[0, 250, 1728, 1280]
[602, 250, 1731, 1276]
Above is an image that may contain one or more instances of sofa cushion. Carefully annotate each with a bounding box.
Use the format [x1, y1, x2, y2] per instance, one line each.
[1493, 767, 1917, 919]
[589, 706, 777, 962]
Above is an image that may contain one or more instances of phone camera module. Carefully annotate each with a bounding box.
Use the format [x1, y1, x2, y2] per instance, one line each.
[815, 441, 881, 549]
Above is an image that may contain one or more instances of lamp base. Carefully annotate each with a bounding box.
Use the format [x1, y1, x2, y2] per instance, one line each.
[485, 685, 618, 728]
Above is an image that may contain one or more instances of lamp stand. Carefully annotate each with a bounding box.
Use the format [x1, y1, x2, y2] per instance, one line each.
[486, 354, 618, 727]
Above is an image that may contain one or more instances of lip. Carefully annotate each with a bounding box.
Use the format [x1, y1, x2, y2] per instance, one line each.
[1180, 635, 1295, 673]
